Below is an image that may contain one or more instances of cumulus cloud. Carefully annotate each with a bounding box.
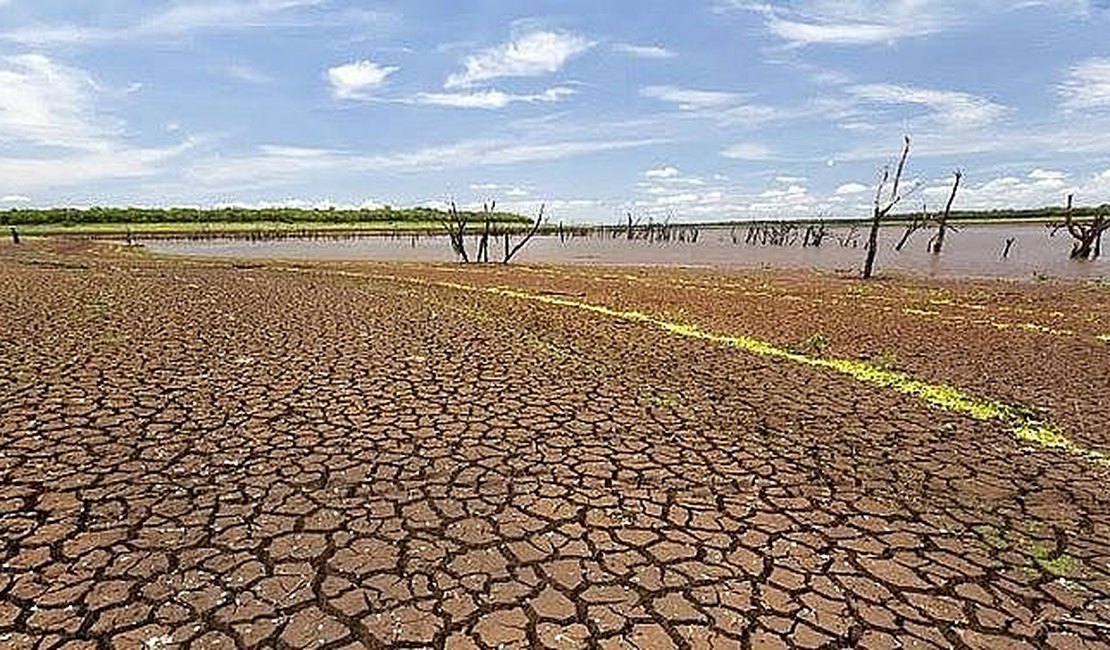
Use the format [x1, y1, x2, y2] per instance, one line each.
[327, 60, 397, 99]
[445, 30, 593, 88]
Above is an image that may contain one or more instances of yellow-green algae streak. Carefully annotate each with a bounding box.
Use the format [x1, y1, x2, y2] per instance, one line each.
[308, 267, 1106, 468]
[430, 279, 1107, 468]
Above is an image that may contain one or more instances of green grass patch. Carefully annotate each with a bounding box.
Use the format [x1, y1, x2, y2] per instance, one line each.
[1029, 543, 1079, 578]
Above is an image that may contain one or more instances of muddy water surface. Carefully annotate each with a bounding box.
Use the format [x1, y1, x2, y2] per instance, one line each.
[144, 223, 1108, 280]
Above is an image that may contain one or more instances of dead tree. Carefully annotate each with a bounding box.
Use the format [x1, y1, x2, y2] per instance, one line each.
[1001, 237, 1016, 259]
[929, 170, 963, 254]
[863, 136, 913, 279]
[838, 226, 860, 248]
[894, 204, 930, 252]
[1057, 194, 1109, 260]
[441, 201, 470, 262]
[476, 201, 494, 263]
[503, 203, 546, 264]
[803, 221, 829, 248]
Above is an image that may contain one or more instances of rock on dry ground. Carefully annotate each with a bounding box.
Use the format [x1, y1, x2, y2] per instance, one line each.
[0, 241, 1108, 649]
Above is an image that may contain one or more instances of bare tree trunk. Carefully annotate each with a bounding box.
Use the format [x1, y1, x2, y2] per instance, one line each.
[930, 170, 962, 254]
[440, 202, 470, 262]
[862, 136, 911, 279]
[863, 204, 882, 279]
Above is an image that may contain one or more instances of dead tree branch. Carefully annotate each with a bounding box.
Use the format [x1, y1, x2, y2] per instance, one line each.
[441, 201, 470, 263]
[503, 203, 546, 264]
[929, 170, 963, 254]
[1057, 194, 1110, 260]
[895, 203, 930, 252]
[863, 135, 912, 279]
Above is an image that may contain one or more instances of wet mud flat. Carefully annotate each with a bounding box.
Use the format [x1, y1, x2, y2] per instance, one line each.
[1, 241, 1109, 649]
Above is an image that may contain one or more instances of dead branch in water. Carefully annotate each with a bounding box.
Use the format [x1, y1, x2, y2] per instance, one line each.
[503, 203, 546, 264]
[929, 170, 963, 254]
[1051, 194, 1109, 260]
[863, 135, 914, 279]
[441, 201, 470, 263]
[895, 203, 930, 252]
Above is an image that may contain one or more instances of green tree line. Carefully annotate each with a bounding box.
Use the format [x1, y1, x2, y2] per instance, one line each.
[0, 206, 531, 226]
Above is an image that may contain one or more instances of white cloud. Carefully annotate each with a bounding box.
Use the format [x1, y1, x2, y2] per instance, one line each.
[721, 143, 773, 160]
[724, 0, 1083, 47]
[0, 141, 196, 193]
[140, 0, 324, 33]
[186, 137, 664, 189]
[1029, 168, 1068, 182]
[926, 166, 1110, 210]
[835, 182, 870, 195]
[644, 166, 681, 179]
[0, 53, 118, 150]
[445, 31, 593, 88]
[413, 87, 574, 109]
[2, 0, 325, 45]
[849, 83, 1008, 129]
[225, 63, 271, 84]
[1060, 57, 1110, 111]
[640, 85, 738, 110]
[612, 43, 676, 59]
[327, 60, 397, 99]
[759, 184, 808, 199]
[2, 195, 32, 203]
[468, 183, 530, 196]
[639, 85, 782, 125]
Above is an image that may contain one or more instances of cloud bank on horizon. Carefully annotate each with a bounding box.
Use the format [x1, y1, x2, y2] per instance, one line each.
[1, 0, 1110, 220]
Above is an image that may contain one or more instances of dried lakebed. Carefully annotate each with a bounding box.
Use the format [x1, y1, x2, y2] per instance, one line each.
[1, 241, 1108, 649]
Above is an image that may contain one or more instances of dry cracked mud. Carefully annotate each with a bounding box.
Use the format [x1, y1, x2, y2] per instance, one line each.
[1, 241, 1108, 649]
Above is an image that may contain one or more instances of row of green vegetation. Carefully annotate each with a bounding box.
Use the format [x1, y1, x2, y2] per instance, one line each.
[0, 206, 531, 227]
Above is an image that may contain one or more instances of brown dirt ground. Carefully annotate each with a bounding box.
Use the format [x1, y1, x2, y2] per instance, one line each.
[1, 240, 1108, 650]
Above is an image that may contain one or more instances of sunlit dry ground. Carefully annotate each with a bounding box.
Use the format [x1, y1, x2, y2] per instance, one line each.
[1, 240, 1108, 649]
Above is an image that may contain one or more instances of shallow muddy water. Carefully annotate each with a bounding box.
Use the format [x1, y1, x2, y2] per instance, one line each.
[143, 223, 1108, 280]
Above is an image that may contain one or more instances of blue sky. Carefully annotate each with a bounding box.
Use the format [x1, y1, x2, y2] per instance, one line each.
[2, 0, 1110, 221]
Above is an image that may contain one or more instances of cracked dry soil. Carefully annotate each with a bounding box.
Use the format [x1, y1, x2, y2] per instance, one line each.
[1, 241, 1108, 649]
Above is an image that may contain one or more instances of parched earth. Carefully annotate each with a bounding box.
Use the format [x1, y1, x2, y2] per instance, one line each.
[1, 241, 1108, 650]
